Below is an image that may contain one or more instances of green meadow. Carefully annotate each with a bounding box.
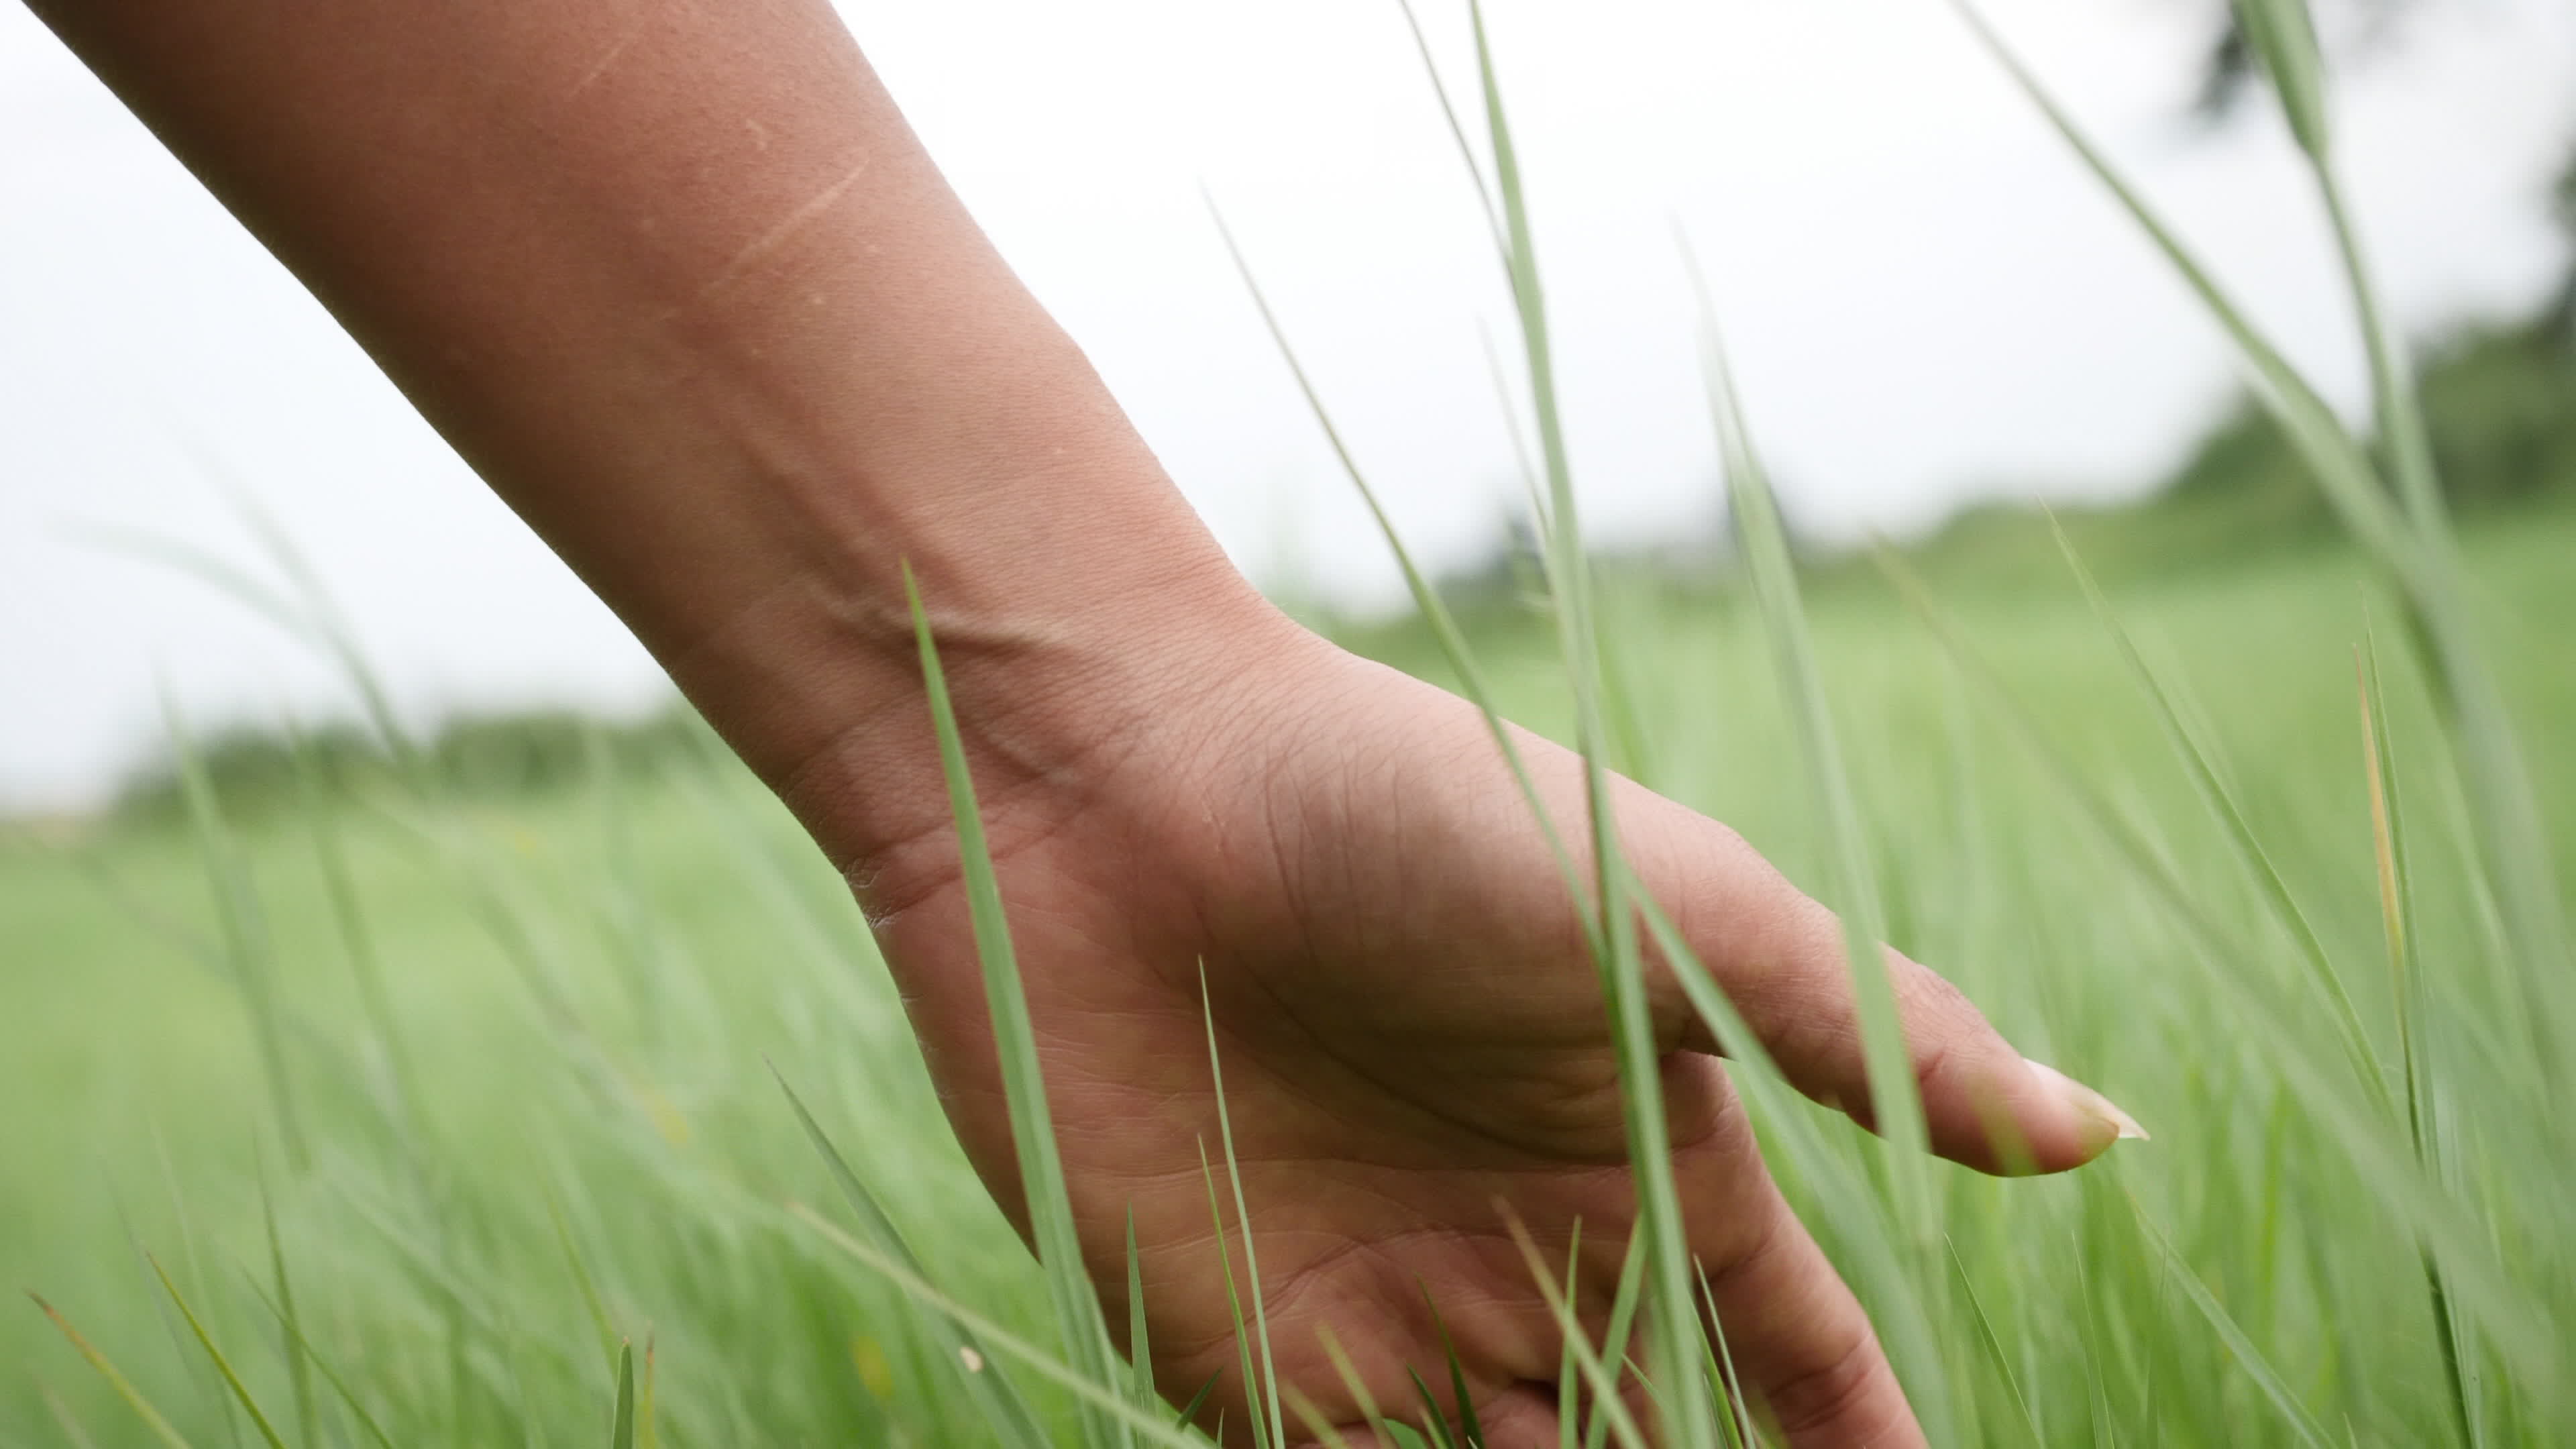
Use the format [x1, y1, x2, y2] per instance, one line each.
[5, 490, 2572, 1445]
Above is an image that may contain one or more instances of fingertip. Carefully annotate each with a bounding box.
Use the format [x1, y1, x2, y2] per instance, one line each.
[2020, 1058, 2149, 1165]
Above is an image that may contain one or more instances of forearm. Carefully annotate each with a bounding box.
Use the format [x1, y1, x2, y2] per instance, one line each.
[31, 0, 1283, 874]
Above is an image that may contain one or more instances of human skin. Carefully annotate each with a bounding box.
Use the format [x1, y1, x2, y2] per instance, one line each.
[28, 1, 2142, 1442]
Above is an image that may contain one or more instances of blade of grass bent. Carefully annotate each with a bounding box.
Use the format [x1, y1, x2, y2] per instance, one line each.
[906, 566, 1125, 1448]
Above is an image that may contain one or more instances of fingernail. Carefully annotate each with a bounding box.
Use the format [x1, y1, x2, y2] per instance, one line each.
[2025, 1059, 2149, 1144]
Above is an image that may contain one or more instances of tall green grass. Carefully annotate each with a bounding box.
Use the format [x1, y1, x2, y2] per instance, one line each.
[7, 0, 2574, 1443]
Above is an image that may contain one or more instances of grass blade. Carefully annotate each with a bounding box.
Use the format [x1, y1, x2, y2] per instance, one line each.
[2049, 515, 2383, 1106]
[773, 1069, 1049, 1449]
[254, 1164, 315, 1449]
[1680, 238, 1930, 1184]
[906, 566, 1125, 1447]
[30, 1295, 196, 1449]
[1497, 1211, 1649, 1449]
[148, 1256, 288, 1449]
[1390, 0, 1506, 266]
[1945, 1238, 2041, 1446]
[1283, 1388, 1362, 1449]
[1950, 0, 2572, 1081]
[1690, 1260, 1757, 1449]
[1872, 546, 2556, 1385]
[1941, 0, 2418, 586]
[1315, 1326, 1400, 1445]
[788, 1203, 1211, 1449]
[1205, 205, 1593, 940]
[1201, 971, 1284, 1449]
[2130, 1203, 2333, 1449]
[36, 1377, 105, 1449]
[1175, 1371, 1222, 1432]
[1127, 1211, 1158, 1415]
[1404, 1366, 1462, 1449]
[2358, 641, 2481, 1449]
[1678, 238, 1947, 1428]
[164, 698, 307, 1169]
[1462, 8, 1715, 1438]
[235, 1275, 397, 1449]
[607, 1344, 635, 1449]
[1195, 1138, 1269, 1449]
[540, 1179, 622, 1375]
[1421, 1290, 1484, 1449]
[1555, 1223, 1582, 1449]
[639, 1334, 659, 1449]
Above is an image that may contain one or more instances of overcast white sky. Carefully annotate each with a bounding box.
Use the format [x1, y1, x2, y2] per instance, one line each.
[3, 0, 2571, 814]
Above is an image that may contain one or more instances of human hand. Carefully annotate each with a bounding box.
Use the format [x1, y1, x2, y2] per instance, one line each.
[848, 607, 2141, 1448]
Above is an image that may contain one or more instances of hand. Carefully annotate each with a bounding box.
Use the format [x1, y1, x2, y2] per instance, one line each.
[851, 608, 2140, 1448]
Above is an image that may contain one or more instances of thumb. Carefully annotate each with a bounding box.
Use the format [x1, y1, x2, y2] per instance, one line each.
[1624, 786, 2145, 1175]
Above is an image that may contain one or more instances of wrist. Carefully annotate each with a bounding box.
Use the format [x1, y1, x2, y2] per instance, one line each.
[668, 466, 1316, 909]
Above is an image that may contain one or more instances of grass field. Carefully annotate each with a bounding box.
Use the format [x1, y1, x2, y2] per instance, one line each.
[9, 1, 2575, 1442]
[4, 491, 2572, 1446]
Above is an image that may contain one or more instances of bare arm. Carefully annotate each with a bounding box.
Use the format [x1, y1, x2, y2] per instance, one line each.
[30, 0, 1276, 879]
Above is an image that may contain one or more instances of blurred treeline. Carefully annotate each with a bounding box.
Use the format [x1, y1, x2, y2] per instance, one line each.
[111, 708, 717, 822]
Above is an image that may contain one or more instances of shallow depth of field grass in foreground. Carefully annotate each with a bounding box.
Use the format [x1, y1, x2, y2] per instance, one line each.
[2, 496, 2570, 1445]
